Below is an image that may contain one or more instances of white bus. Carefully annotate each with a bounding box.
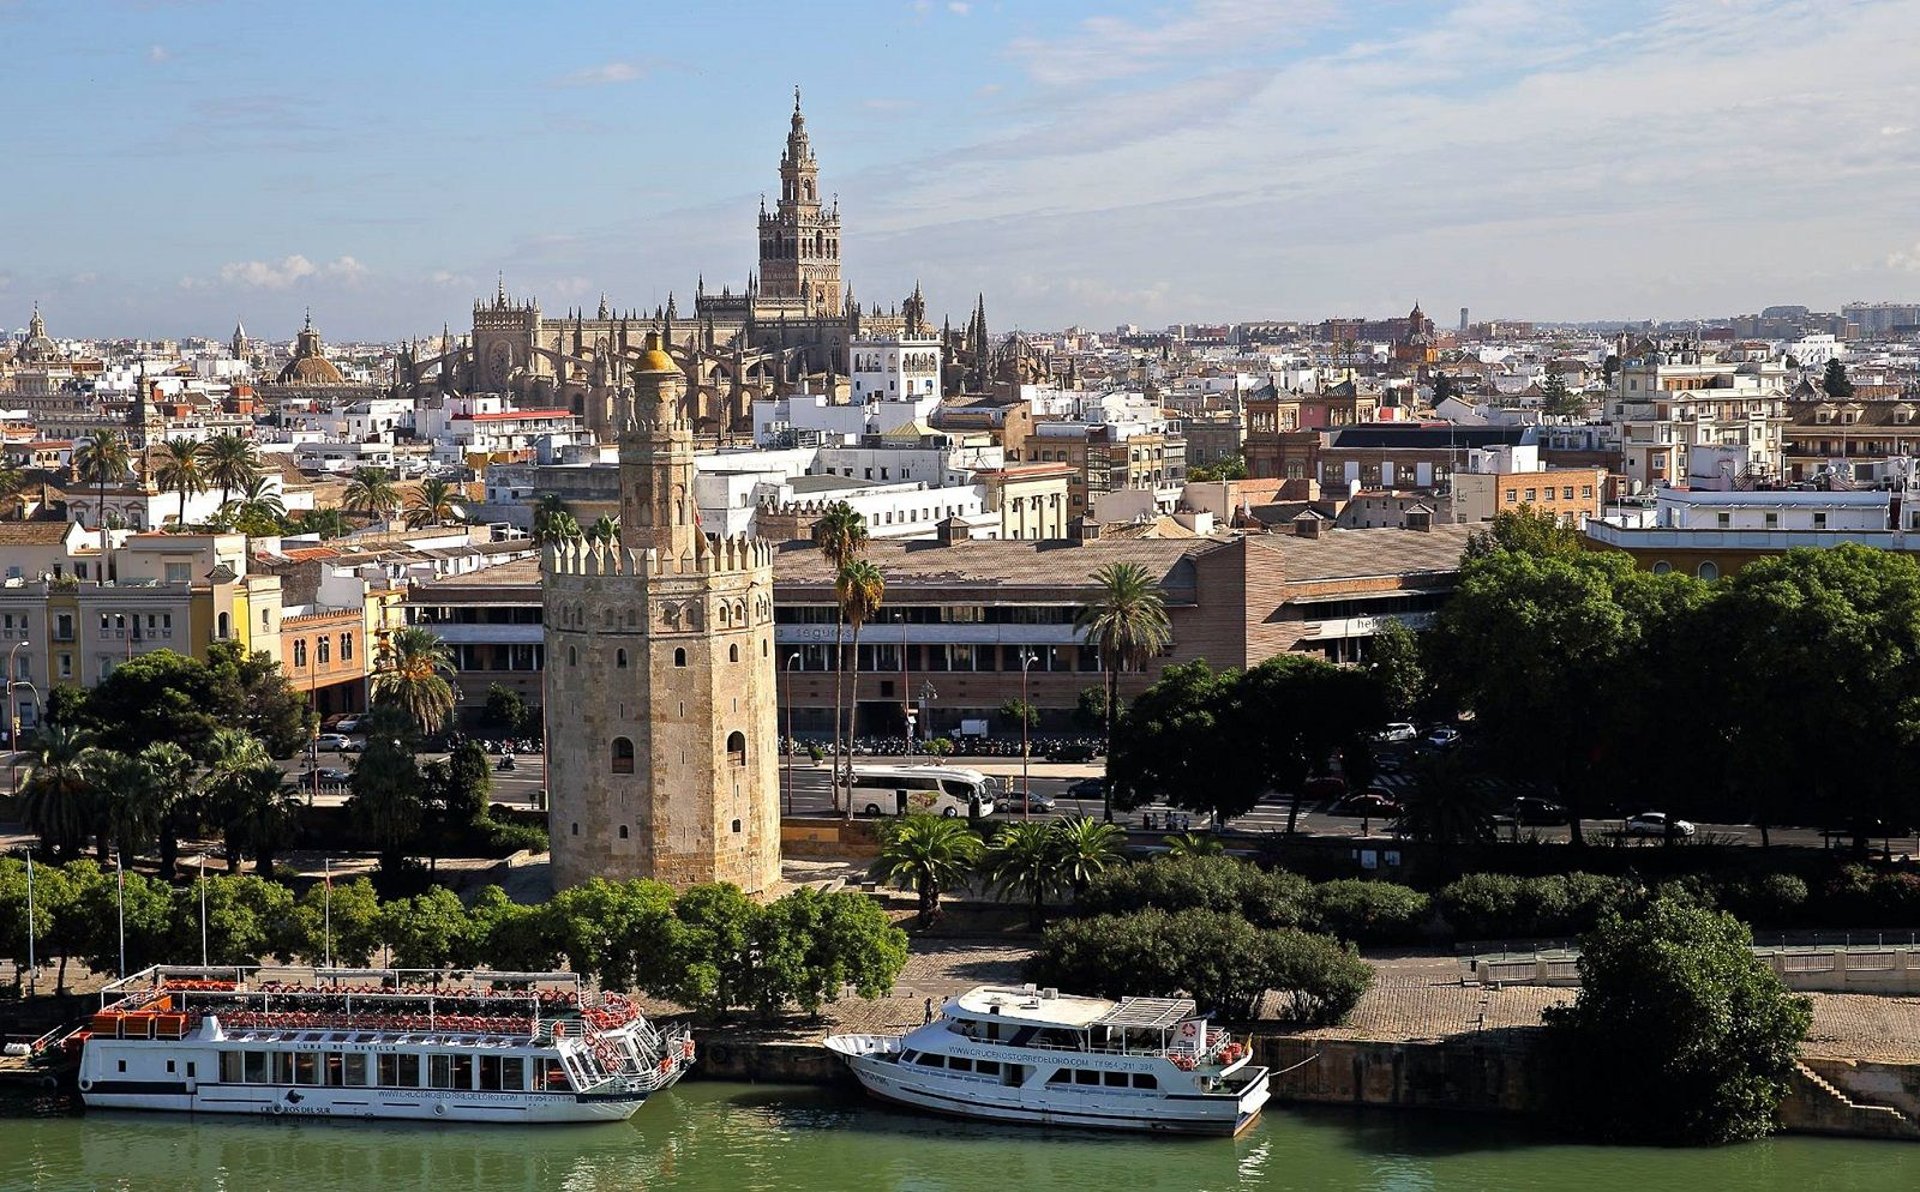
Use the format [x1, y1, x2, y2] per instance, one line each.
[851, 765, 998, 818]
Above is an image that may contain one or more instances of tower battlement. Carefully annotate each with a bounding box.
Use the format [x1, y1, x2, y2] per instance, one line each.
[543, 535, 775, 582]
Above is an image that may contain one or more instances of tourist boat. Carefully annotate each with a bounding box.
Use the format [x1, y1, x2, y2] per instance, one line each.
[68, 965, 693, 1123]
[825, 984, 1269, 1136]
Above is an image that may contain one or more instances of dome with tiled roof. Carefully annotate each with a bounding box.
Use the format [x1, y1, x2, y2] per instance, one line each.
[276, 309, 345, 384]
[17, 304, 60, 363]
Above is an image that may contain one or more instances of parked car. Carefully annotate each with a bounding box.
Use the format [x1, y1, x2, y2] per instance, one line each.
[1502, 797, 1569, 826]
[306, 766, 353, 784]
[1064, 777, 1107, 801]
[1303, 775, 1348, 801]
[1426, 726, 1461, 748]
[1374, 722, 1418, 744]
[999, 790, 1057, 814]
[1046, 742, 1099, 763]
[1332, 792, 1402, 818]
[1625, 811, 1695, 838]
[315, 733, 356, 752]
[333, 716, 363, 734]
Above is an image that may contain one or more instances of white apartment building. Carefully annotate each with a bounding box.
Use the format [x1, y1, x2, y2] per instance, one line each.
[1605, 345, 1790, 490]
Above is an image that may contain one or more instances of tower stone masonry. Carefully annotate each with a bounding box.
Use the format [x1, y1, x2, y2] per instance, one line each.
[542, 332, 782, 893]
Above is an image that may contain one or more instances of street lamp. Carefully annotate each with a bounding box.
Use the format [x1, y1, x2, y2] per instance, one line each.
[783, 652, 802, 816]
[1020, 650, 1037, 821]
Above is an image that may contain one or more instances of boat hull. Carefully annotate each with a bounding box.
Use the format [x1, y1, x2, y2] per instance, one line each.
[80, 1083, 647, 1123]
[840, 1052, 1267, 1137]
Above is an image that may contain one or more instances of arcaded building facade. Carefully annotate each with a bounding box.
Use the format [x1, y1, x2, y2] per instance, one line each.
[542, 334, 782, 894]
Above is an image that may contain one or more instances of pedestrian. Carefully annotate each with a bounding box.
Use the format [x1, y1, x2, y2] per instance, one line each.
[924, 997, 935, 1024]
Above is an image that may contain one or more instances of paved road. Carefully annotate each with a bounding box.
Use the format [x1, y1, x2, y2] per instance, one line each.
[278, 749, 1862, 851]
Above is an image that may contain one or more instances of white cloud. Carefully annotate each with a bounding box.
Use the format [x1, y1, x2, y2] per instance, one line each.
[948, 2, 970, 13]
[555, 61, 642, 87]
[207, 254, 366, 289]
[1007, 0, 1335, 86]
[1888, 243, 1920, 272]
[146, 44, 170, 63]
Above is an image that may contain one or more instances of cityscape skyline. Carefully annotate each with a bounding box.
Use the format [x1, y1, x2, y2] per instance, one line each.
[6, 0, 1920, 339]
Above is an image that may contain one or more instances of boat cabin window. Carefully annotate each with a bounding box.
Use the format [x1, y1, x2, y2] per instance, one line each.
[948, 1056, 973, 1073]
[271, 1053, 295, 1084]
[478, 1055, 525, 1092]
[378, 1053, 422, 1088]
[1047, 1068, 1072, 1086]
[1073, 1069, 1100, 1086]
[344, 1053, 368, 1086]
[1132, 1073, 1159, 1090]
[899, 1050, 918, 1064]
[1103, 1071, 1129, 1088]
[912, 1053, 945, 1068]
[534, 1060, 568, 1090]
[975, 1060, 1001, 1077]
[429, 1053, 474, 1089]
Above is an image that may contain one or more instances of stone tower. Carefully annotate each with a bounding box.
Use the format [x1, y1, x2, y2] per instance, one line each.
[542, 332, 782, 894]
[757, 88, 841, 315]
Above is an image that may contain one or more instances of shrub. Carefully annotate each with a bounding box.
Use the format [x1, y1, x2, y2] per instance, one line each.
[1723, 873, 1809, 927]
[1436, 872, 1529, 939]
[482, 819, 550, 856]
[1437, 872, 1627, 941]
[1077, 855, 1310, 928]
[1027, 907, 1370, 1023]
[1308, 879, 1431, 945]
[1825, 865, 1920, 927]
[1543, 896, 1811, 1145]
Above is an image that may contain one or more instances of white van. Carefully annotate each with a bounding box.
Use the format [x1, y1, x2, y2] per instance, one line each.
[851, 765, 998, 818]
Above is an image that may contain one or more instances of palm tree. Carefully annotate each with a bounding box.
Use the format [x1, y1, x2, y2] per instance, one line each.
[586, 514, 620, 543]
[73, 428, 131, 533]
[812, 502, 868, 808]
[1396, 753, 1497, 856]
[1075, 561, 1173, 821]
[984, 820, 1067, 930]
[344, 466, 401, 529]
[404, 476, 463, 529]
[19, 723, 97, 860]
[836, 558, 886, 822]
[873, 814, 982, 926]
[201, 728, 276, 875]
[371, 624, 458, 736]
[199, 432, 261, 509]
[230, 767, 301, 880]
[222, 473, 287, 533]
[152, 437, 206, 529]
[1164, 831, 1224, 857]
[292, 506, 348, 539]
[1052, 815, 1126, 899]
[140, 741, 198, 877]
[88, 748, 164, 862]
[532, 493, 577, 543]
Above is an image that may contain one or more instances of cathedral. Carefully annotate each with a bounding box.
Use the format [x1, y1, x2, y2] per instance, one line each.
[392, 91, 992, 441]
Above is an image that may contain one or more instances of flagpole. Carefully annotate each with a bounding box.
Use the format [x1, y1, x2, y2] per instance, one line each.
[114, 849, 127, 979]
[199, 854, 208, 967]
[25, 852, 36, 998]
[323, 857, 333, 970]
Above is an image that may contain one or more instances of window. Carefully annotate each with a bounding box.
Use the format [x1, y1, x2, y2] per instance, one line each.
[1562, 487, 1574, 500]
[1697, 561, 1720, 581]
[948, 1056, 973, 1073]
[1073, 1069, 1100, 1086]
[1814, 512, 1828, 529]
[1764, 513, 1778, 529]
[340, 634, 353, 661]
[221, 1052, 244, 1083]
[569, 646, 578, 666]
[616, 648, 628, 669]
[293, 640, 307, 667]
[344, 1053, 368, 1087]
[1581, 485, 1594, 499]
[244, 1051, 269, 1084]
[165, 562, 190, 583]
[729, 643, 739, 663]
[727, 731, 747, 767]
[317, 638, 330, 665]
[1651, 561, 1672, 576]
[1524, 489, 1537, 503]
[674, 648, 687, 668]
[611, 737, 635, 774]
[1103, 1071, 1129, 1087]
[618, 825, 629, 839]
[914, 1053, 945, 1068]
[1716, 512, 1731, 529]
[1504, 490, 1516, 503]
[217, 612, 230, 639]
[429, 1054, 454, 1089]
[1131, 1072, 1159, 1090]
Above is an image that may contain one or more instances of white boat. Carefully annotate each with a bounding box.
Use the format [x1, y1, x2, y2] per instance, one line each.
[71, 965, 693, 1123]
[825, 984, 1269, 1136]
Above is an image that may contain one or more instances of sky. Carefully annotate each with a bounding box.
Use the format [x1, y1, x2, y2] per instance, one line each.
[4, 0, 1920, 341]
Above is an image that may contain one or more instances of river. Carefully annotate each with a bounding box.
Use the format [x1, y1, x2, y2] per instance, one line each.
[1, 1083, 1915, 1191]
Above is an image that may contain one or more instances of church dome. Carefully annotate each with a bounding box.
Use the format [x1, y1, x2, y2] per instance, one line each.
[636, 332, 676, 374]
[17, 305, 59, 363]
[276, 311, 345, 384]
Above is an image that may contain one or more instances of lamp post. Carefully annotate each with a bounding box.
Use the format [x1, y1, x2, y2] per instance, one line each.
[1020, 650, 1037, 820]
[918, 679, 937, 755]
[6, 639, 29, 795]
[783, 652, 802, 816]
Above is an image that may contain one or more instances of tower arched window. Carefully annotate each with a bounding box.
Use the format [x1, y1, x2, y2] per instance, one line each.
[317, 638, 330, 665]
[293, 640, 307, 668]
[217, 612, 230, 640]
[611, 737, 635, 774]
[568, 645, 577, 666]
[729, 643, 739, 663]
[726, 731, 747, 768]
[616, 648, 628, 669]
[674, 648, 687, 668]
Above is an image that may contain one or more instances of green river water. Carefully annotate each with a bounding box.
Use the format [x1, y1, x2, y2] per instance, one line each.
[1, 1083, 1915, 1191]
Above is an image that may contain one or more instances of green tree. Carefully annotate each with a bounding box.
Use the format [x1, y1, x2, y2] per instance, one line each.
[172, 873, 295, 965]
[1187, 453, 1248, 482]
[348, 727, 425, 876]
[0, 858, 55, 991]
[872, 814, 982, 926]
[1072, 685, 1113, 733]
[764, 887, 908, 1016]
[137, 741, 197, 874]
[983, 819, 1068, 929]
[835, 558, 886, 822]
[997, 697, 1039, 733]
[1364, 618, 1428, 721]
[547, 877, 679, 992]
[532, 493, 578, 544]
[442, 739, 493, 828]
[380, 885, 471, 969]
[201, 728, 278, 874]
[464, 885, 560, 972]
[1394, 752, 1497, 854]
[1075, 561, 1173, 821]
[221, 474, 288, 535]
[1542, 896, 1812, 1145]
[1823, 357, 1853, 398]
[484, 682, 528, 733]
[153, 436, 206, 529]
[1462, 505, 1585, 561]
[1109, 659, 1250, 821]
[72, 428, 131, 532]
[662, 883, 763, 1018]
[1050, 815, 1126, 899]
[403, 475, 463, 529]
[371, 624, 458, 736]
[1430, 371, 1458, 405]
[80, 649, 223, 757]
[67, 859, 172, 975]
[19, 722, 97, 860]
[28, 862, 81, 992]
[344, 465, 401, 528]
[291, 506, 348, 539]
[1163, 831, 1224, 857]
[586, 513, 620, 544]
[1079, 854, 1312, 928]
[812, 501, 868, 811]
[205, 640, 317, 760]
[1233, 654, 1386, 834]
[199, 432, 262, 510]
[1306, 879, 1430, 945]
[287, 875, 384, 967]
[1540, 369, 1583, 417]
